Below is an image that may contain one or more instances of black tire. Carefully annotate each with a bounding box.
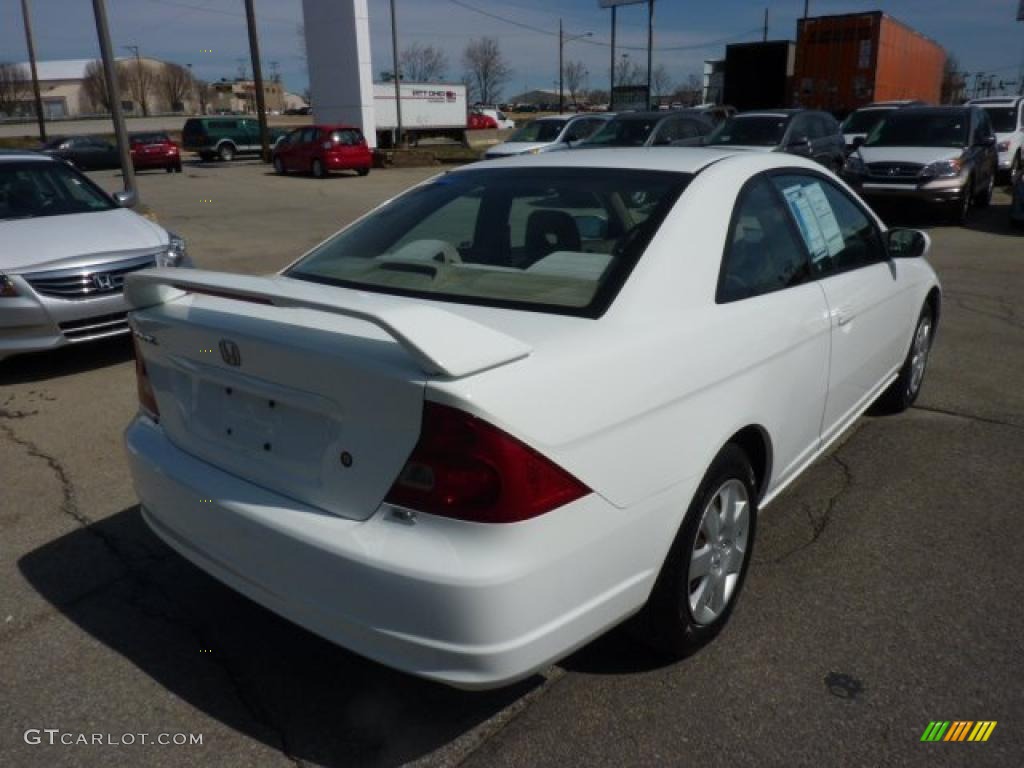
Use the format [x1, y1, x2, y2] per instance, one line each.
[273, 156, 286, 175]
[199, 152, 215, 162]
[312, 158, 327, 179]
[1009, 152, 1021, 182]
[974, 170, 994, 208]
[642, 444, 758, 657]
[174, 162, 182, 173]
[357, 167, 370, 177]
[876, 303, 935, 414]
[217, 143, 236, 162]
[165, 166, 173, 173]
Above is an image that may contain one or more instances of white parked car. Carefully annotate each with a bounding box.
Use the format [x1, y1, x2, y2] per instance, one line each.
[473, 106, 515, 130]
[966, 96, 1024, 177]
[0, 152, 191, 361]
[125, 149, 941, 689]
[484, 114, 611, 158]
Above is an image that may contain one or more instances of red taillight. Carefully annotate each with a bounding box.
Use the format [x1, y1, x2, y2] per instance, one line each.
[132, 336, 160, 421]
[384, 403, 590, 523]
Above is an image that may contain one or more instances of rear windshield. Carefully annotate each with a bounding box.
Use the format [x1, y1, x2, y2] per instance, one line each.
[980, 106, 1019, 133]
[841, 108, 895, 134]
[131, 132, 169, 144]
[286, 168, 691, 317]
[0, 161, 114, 220]
[583, 118, 659, 147]
[864, 112, 968, 148]
[508, 119, 566, 143]
[706, 116, 789, 147]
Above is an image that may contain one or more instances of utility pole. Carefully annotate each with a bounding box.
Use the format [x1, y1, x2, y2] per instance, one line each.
[559, 23, 592, 114]
[91, 0, 136, 202]
[609, 6, 617, 110]
[646, 0, 655, 109]
[20, 0, 46, 141]
[243, 0, 270, 162]
[389, 0, 403, 147]
[763, 7, 769, 42]
[804, 0, 810, 18]
[559, 19, 564, 113]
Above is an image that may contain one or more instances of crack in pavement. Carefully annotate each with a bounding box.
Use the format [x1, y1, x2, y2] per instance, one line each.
[0, 413, 305, 768]
[770, 452, 854, 566]
[911, 404, 1023, 430]
[951, 295, 1024, 331]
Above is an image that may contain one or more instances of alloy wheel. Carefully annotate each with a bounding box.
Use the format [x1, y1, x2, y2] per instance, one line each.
[908, 315, 932, 397]
[687, 478, 751, 625]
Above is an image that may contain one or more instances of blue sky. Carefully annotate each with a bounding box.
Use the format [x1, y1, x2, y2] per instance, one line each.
[1, 0, 1022, 97]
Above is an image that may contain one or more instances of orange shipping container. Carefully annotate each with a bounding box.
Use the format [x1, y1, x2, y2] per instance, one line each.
[792, 11, 946, 114]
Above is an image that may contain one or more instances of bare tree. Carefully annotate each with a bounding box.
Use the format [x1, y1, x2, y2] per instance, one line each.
[193, 78, 211, 114]
[613, 56, 643, 87]
[651, 63, 672, 103]
[564, 60, 587, 107]
[671, 74, 704, 107]
[126, 57, 155, 115]
[158, 62, 192, 112]
[462, 37, 510, 105]
[401, 43, 448, 83]
[81, 59, 122, 113]
[0, 62, 31, 117]
[940, 53, 963, 105]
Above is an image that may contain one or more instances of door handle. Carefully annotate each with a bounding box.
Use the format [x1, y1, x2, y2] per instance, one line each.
[834, 308, 856, 326]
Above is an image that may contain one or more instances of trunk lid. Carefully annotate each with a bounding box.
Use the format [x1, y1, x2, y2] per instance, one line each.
[127, 269, 532, 520]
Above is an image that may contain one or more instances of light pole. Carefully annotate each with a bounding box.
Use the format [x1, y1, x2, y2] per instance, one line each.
[646, 0, 655, 109]
[559, 20, 592, 113]
[92, 0, 136, 202]
[20, 0, 46, 141]
[389, 0, 403, 147]
[243, 0, 270, 162]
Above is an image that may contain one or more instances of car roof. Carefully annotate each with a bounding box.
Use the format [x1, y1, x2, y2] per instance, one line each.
[463, 146, 742, 174]
[734, 110, 800, 118]
[896, 106, 972, 116]
[967, 97, 1021, 105]
[0, 150, 52, 163]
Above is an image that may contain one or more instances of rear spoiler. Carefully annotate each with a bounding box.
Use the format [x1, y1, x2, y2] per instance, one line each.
[125, 268, 531, 378]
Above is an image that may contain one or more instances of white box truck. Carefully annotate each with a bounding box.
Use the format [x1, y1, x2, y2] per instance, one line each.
[374, 82, 468, 147]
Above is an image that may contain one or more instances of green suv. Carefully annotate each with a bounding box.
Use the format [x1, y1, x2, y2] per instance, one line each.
[182, 117, 288, 162]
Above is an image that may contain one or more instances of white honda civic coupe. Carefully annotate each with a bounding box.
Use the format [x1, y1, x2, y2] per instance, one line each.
[125, 148, 940, 689]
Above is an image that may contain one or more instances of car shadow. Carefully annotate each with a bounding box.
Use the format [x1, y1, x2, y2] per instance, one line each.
[17, 506, 543, 766]
[872, 195, 1021, 238]
[0, 335, 133, 385]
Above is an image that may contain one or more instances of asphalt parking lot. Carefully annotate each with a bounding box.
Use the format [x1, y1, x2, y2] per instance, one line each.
[1, 158, 1022, 768]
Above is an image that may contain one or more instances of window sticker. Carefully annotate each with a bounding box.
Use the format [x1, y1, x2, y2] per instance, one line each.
[782, 182, 843, 262]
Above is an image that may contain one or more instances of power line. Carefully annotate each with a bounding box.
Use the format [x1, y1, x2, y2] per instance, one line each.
[446, 0, 760, 52]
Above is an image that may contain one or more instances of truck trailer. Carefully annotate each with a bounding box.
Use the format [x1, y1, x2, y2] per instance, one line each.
[374, 82, 468, 147]
[792, 12, 946, 115]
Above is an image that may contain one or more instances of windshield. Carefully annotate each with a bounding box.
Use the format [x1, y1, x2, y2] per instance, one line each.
[706, 116, 789, 147]
[286, 168, 691, 317]
[981, 106, 1019, 133]
[864, 112, 969, 148]
[583, 118, 659, 147]
[841, 108, 895, 134]
[0, 162, 115, 220]
[507, 119, 567, 143]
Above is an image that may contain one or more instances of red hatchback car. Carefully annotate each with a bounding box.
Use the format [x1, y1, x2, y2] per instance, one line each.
[129, 132, 182, 173]
[272, 125, 372, 178]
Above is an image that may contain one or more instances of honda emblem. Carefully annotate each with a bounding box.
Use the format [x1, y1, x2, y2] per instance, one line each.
[219, 339, 241, 366]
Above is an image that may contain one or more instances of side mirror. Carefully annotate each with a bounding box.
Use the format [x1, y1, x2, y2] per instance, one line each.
[888, 228, 930, 259]
[112, 190, 138, 208]
[979, 134, 997, 147]
[851, 136, 865, 149]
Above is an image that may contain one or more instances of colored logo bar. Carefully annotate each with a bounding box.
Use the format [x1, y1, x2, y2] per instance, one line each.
[920, 721, 997, 742]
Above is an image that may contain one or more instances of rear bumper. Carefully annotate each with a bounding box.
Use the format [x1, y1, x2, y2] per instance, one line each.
[323, 153, 372, 170]
[125, 417, 685, 688]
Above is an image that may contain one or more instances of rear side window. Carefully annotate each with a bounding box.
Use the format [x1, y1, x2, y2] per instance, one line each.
[772, 174, 886, 275]
[330, 129, 362, 145]
[718, 176, 811, 303]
